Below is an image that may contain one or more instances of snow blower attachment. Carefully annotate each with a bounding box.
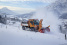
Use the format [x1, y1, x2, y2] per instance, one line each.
[21, 18, 50, 33]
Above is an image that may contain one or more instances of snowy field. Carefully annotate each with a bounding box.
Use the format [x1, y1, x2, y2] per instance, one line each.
[0, 23, 67, 45]
[0, 0, 67, 45]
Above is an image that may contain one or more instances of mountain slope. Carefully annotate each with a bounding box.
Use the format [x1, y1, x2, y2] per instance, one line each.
[0, 7, 16, 15]
[44, 0, 67, 17]
[16, 12, 35, 18]
[60, 13, 67, 19]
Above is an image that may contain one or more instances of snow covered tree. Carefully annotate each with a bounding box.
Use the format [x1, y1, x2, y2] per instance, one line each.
[0, 14, 7, 24]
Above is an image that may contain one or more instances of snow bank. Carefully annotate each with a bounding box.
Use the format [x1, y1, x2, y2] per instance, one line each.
[32, 8, 61, 34]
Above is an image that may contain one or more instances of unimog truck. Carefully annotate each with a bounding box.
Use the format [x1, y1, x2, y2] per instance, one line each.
[21, 18, 50, 33]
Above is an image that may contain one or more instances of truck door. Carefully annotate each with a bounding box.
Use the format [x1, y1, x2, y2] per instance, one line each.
[29, 21, 34, 27]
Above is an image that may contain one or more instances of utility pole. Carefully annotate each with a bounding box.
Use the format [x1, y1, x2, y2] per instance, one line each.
[64, 22, 67, 40]
[65, 29, 67, 40]
[65, 33, 66, 40]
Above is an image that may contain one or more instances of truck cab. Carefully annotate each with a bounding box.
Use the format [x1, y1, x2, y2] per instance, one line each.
[21, 19, 42, 31]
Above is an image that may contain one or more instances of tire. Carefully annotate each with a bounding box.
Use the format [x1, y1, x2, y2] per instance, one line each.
[22, 26, 25, 30]
[30, 27, 36, 31]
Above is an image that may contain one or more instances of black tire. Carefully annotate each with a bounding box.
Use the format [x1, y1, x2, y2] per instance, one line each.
[30, 27, 36, 31]
[22, 26, 25, 30]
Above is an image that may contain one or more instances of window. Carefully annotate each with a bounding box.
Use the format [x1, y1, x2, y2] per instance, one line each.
[33, 20, 39, 25]
[30, 21, 33, 25]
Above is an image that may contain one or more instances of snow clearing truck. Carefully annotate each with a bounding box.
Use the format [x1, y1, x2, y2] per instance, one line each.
[21, 18, 50, 33]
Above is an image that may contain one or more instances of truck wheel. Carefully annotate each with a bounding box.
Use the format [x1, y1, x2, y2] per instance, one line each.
[22, 26, 25, 30]
[30, 27, 36, 31]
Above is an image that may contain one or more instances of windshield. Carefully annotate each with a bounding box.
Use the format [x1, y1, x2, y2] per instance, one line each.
[33, 20, 39, 25]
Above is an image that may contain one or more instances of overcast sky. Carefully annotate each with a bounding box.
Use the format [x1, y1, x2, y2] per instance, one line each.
[0, 0, 57, 14]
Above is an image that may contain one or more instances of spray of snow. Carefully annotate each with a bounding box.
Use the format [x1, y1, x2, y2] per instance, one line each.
[31, 8, 61, 34]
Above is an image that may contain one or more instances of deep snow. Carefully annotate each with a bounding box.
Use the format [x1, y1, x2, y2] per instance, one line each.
[0, 23, 67, 45]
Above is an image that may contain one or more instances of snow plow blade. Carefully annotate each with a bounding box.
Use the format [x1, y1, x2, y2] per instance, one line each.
[39, 26, 50, 33]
